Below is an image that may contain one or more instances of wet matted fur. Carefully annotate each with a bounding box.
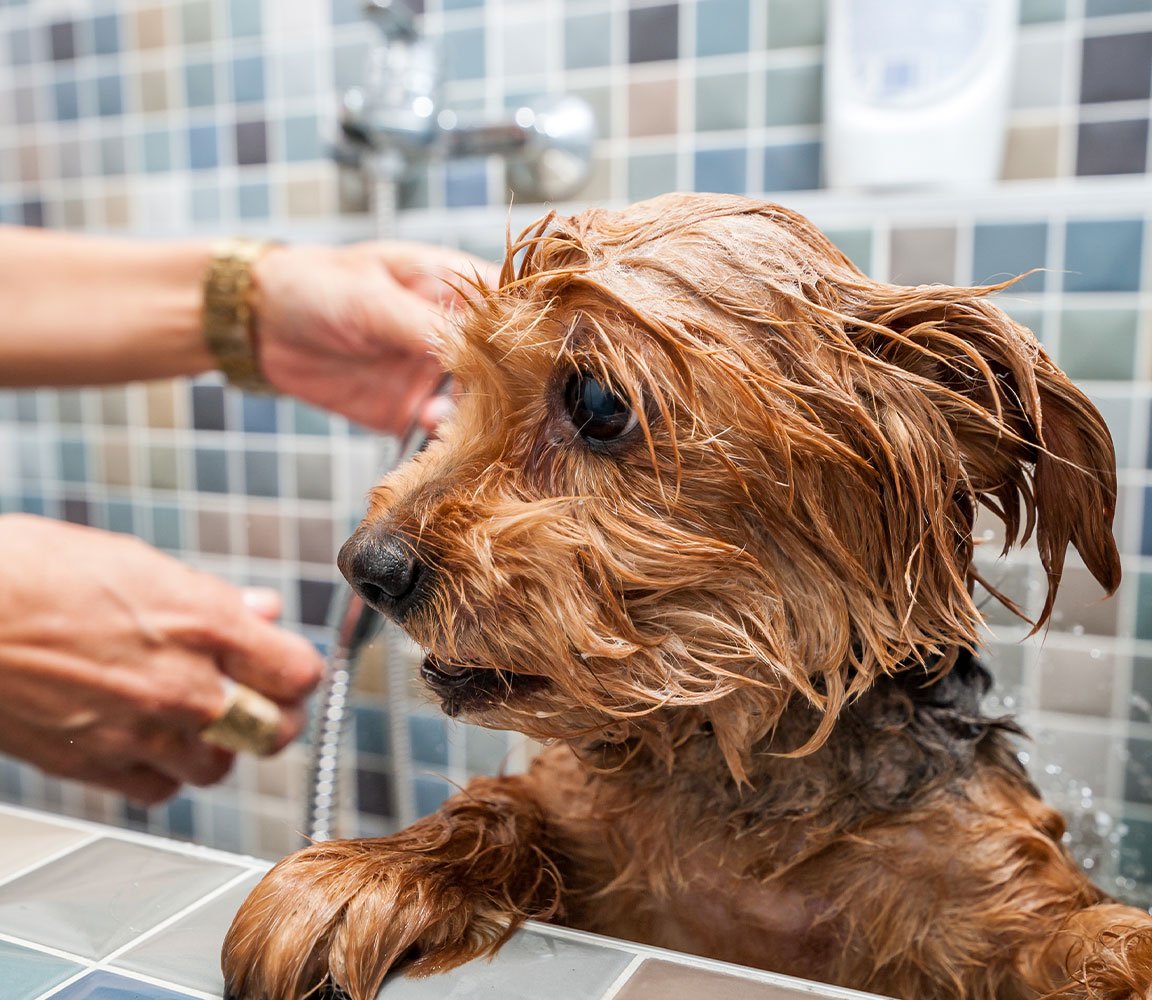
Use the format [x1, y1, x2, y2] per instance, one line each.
[223, 194, 1152, 1000]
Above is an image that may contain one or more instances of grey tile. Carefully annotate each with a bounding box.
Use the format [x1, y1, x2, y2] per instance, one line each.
[115, 873, 262, 993]
[236, 120, 268, 165]
[1080, 32, 1152, 103]
[1086, 0, 1152, 11]
[0, 939, 82, 1000]
[228, 0, 262, 38]
[195, 447, 229, 493]
[890, 226, 957, 286]
[184, 61, 216, 107]
[49, 21, 76, 60]
[0, 812, 91, 882]
[628, 152, 678, 201]
[1063, 219, 1144, 292]
[181, 0, 213, 44]
[443, 27, 486, 81]
[616, 959, 820, 999]
[295, 452, 333, 500]
[629, 4, 679, 63]
[0, 838, 243, 960]
[766, 0, 825, 48]
[92, 13, 120, 54]
[299, 578, 337, 626]
[1077, 119, 1148, 176]
[696, 72, 748, 131]
[1059, 308, 1138, 381]
[565, 12, 612, 69]
[764, 62, 823, 126]
[1037, 646, 1116, 716]
[245, 450, 280, 497]
[376, 928, 633, 998]
[1021, 0, 1066, 20]
[1012, 34, 1065, 109]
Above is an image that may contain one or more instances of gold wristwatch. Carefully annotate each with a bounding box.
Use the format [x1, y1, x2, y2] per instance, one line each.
[201, 238, 278, 393]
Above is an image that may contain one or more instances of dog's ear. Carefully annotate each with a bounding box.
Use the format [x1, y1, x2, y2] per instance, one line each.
[846, 285, 1120, 628]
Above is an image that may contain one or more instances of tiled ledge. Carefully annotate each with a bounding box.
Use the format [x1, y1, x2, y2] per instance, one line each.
[0, 802, 887, 1000]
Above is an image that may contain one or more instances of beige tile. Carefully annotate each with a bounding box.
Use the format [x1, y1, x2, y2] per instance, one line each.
[18, 145, 40, 183]
[0, 813, 90, 883]
[61, 198, 86, 229]
[145, 380, 177, 428]
[889, 226, 957, 286]
[615, 960, 829, 1000]
[102, 440, 134, 487]
[629, 77, 678, 137]
[1001, 123, 1061, 180]
[1049, 565, 1119, 637]
[103, 191, 131, 229]
[284, 178, 328, 217]
[197, 509, 231, 554]
[245, 512, 282, 559]
[135, 6, 168, 48]
[1038, 645, 1116, 716]
[138, 67, 170, 113]
[297, 516, 335, 564]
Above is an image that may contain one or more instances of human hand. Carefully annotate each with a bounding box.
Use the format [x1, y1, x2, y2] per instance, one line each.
[252, 241, 496, 435]
[0, 515, 324, 804]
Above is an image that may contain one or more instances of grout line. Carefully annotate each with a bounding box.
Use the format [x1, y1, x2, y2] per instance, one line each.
[599, 953, 645, 1000]
[0, 931, 93, 966]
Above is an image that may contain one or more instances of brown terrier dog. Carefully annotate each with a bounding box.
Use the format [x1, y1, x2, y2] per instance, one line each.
[223, 194, 1152, 1000]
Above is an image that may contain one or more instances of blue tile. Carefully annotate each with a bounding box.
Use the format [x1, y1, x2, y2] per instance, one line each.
[95, 75, 122, 117]
[243, 450, 279, 496]
[105, 500, 134, 534]
[153, 506, 183, 550]
[331, 0, 362, 24]
[228, 0, 262, 38]
[141, 130, 172, 173]
[762, 140, 822, 191]
[54, 78, 80, 121]
[1143, 486, 1152, 556]
[194, 448, 229, 493]
[409, 713, 449, 766]
[241, 394, 278, 432]
[697, 0, 749, 56]
[283, 114, 322, 161]
[184, 62, 216, 107]
[414, 775, 452, 815]
[59, 440, 87, 482]
[188, 123, 218, 169]
[1086, 0, 1152, 11]
[565, 13, 612, 69]
[1063, 219, 1144, 292]
[166, 796, 195, 838]
[445, 161, 488, 207]
[231, 54, 264, 103]
[354, 705, 391, 756]
[0, 939, 83, 1000]
[442, 27, 486, 81]
[92, 13, 120, 54]
[237, 181, 270, 219]
[293, 402, 330, 435]
[52, 970, 197, 999]
[445, 0, 483, 7]
[694, 147, 747, 194]
[628, 152, 678, 201]
[972, 222, 1048, 292]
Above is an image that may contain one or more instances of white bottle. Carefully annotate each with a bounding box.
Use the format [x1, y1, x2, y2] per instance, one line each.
[823, 0, 1019, 190]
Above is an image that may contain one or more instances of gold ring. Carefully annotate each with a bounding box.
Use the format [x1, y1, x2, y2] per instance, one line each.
[200, 680, 282, 756]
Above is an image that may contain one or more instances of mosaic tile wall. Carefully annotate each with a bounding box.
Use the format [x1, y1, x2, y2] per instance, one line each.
[0, 0, 1150, 910]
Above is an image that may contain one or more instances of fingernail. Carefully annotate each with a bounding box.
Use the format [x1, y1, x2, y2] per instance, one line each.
[422, 394, 456, 429]
[242, 587, 282, 618]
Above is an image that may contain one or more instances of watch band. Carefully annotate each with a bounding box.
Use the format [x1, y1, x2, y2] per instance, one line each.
[201, 238, 278, 393]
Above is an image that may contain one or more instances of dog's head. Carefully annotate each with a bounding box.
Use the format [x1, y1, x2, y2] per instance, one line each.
[339, 194, 1119, 776]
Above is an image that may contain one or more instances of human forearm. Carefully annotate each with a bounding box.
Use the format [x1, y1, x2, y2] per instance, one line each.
[0, 226, 216, 386]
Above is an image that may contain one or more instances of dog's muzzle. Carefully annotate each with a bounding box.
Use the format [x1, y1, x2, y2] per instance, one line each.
[338, 526, 430, 623]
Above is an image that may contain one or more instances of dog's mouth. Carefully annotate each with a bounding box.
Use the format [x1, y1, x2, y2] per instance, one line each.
[420, 653, 550, 716]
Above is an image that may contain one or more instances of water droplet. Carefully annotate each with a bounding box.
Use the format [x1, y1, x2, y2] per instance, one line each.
[1072, 625, 1085, 636]
[1090, 649, 1102, 660]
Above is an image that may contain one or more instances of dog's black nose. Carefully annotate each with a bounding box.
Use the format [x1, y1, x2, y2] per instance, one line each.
[338, 526, 429, 622]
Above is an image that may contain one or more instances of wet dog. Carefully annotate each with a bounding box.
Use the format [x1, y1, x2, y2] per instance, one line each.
[223, 194, 1152, 999]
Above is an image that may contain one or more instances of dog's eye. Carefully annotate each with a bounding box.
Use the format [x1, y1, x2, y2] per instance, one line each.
[565, 373, 638, 441]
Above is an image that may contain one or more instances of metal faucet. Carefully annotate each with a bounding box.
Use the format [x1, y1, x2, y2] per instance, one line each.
[335, 0, 597, 201]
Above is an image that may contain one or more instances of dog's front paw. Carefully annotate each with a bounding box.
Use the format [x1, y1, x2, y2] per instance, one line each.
[221, 838, 528, 1000]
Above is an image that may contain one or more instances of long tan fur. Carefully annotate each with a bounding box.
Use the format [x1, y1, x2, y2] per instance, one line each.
[223, 195, 1146, 1000]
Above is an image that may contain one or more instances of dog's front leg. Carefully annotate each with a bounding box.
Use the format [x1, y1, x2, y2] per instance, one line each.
[221, 775, 560, 1000]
